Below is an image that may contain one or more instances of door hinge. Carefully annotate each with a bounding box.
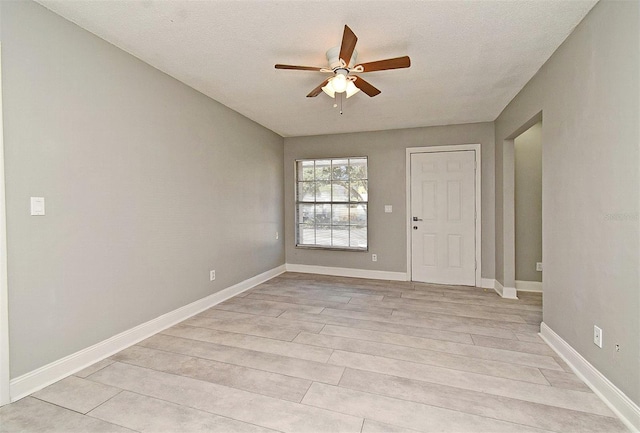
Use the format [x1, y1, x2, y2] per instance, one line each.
[475, 260, 477, 270]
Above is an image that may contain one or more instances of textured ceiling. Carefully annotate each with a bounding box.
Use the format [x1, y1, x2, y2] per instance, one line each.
[37, 0, 597, 137]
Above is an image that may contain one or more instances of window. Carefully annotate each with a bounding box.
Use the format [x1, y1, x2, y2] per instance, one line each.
[296, 157, 368, 250]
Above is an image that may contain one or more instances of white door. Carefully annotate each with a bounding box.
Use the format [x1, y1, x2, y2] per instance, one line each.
[411, 151, 476, 286]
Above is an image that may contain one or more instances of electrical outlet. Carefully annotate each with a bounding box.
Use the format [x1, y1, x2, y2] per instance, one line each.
[593, 325, 602, 348]
[536, 262, 543, 272]
[372, 254, 377, 262]
[210, 270, 216, 281]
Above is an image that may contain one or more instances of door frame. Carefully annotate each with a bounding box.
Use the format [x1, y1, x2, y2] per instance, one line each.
[0, 41, 11, 406]
[406, 144, 482, 285]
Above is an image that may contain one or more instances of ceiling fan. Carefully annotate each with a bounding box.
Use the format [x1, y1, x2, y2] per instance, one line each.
[275, 25, 410, 99]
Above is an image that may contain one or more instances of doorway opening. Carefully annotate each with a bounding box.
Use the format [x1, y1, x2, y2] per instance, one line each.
[514, 122, 543, 294]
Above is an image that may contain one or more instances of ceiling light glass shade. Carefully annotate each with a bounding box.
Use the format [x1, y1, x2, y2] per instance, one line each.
[321, 83, 336, 98]
[330, 74, 348, 93]
[345, 81, 360, 98]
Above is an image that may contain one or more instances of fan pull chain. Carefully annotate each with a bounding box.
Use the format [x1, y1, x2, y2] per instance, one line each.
[332, 93, 344, 115]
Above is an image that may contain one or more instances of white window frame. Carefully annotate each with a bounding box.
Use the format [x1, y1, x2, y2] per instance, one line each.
[295, 157, 368, 251]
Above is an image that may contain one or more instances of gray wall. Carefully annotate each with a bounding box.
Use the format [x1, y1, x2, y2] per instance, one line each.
[1, 1, 284, 378]
[284, 123, 495, 279]
[514, 122, 542, 283]
[495, 1, 639, 403]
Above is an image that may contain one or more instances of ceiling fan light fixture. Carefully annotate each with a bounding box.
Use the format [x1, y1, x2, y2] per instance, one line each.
[345, 80, 360, 98]
[330, 71, 348, 93]
[321, 83, 336, 98]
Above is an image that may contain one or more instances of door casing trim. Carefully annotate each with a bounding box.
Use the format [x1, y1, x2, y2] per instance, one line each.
[0, 42, 11, 406]
[405, 144, 482, 286]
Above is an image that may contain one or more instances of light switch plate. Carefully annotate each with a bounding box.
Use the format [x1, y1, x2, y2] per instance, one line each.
[30, 197, 45, 216]
[593, 325, 603, 348]
[384, 205, 392, 213]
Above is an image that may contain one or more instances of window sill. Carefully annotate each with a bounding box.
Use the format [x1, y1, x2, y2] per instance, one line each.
[295, 245, 368, 252]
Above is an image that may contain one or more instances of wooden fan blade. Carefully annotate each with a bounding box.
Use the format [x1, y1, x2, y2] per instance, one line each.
[339, 25, 358, 66]
[355, 56, 411, 73]
[353, 76, 381, 97]
[275, 64, 325, 72]
[307, 78, 330, 97]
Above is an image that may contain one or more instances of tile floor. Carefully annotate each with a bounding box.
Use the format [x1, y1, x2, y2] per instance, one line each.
[0, 273, 629, 432]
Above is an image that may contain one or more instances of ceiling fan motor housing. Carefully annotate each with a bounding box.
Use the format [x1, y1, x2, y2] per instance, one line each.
[326, 46, 358, 70]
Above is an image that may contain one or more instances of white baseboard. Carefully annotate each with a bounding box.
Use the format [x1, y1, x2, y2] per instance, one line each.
[9, 265, 286, 402]
[516, 280, 543, 292]
[481, 278, 495, 289]
[285, 263, 408, 281]
[540, 322, 640, 432]
[493, 280, 518, 299]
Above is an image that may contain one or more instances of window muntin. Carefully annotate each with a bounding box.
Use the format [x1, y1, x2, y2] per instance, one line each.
[296, 158, 368, 250]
